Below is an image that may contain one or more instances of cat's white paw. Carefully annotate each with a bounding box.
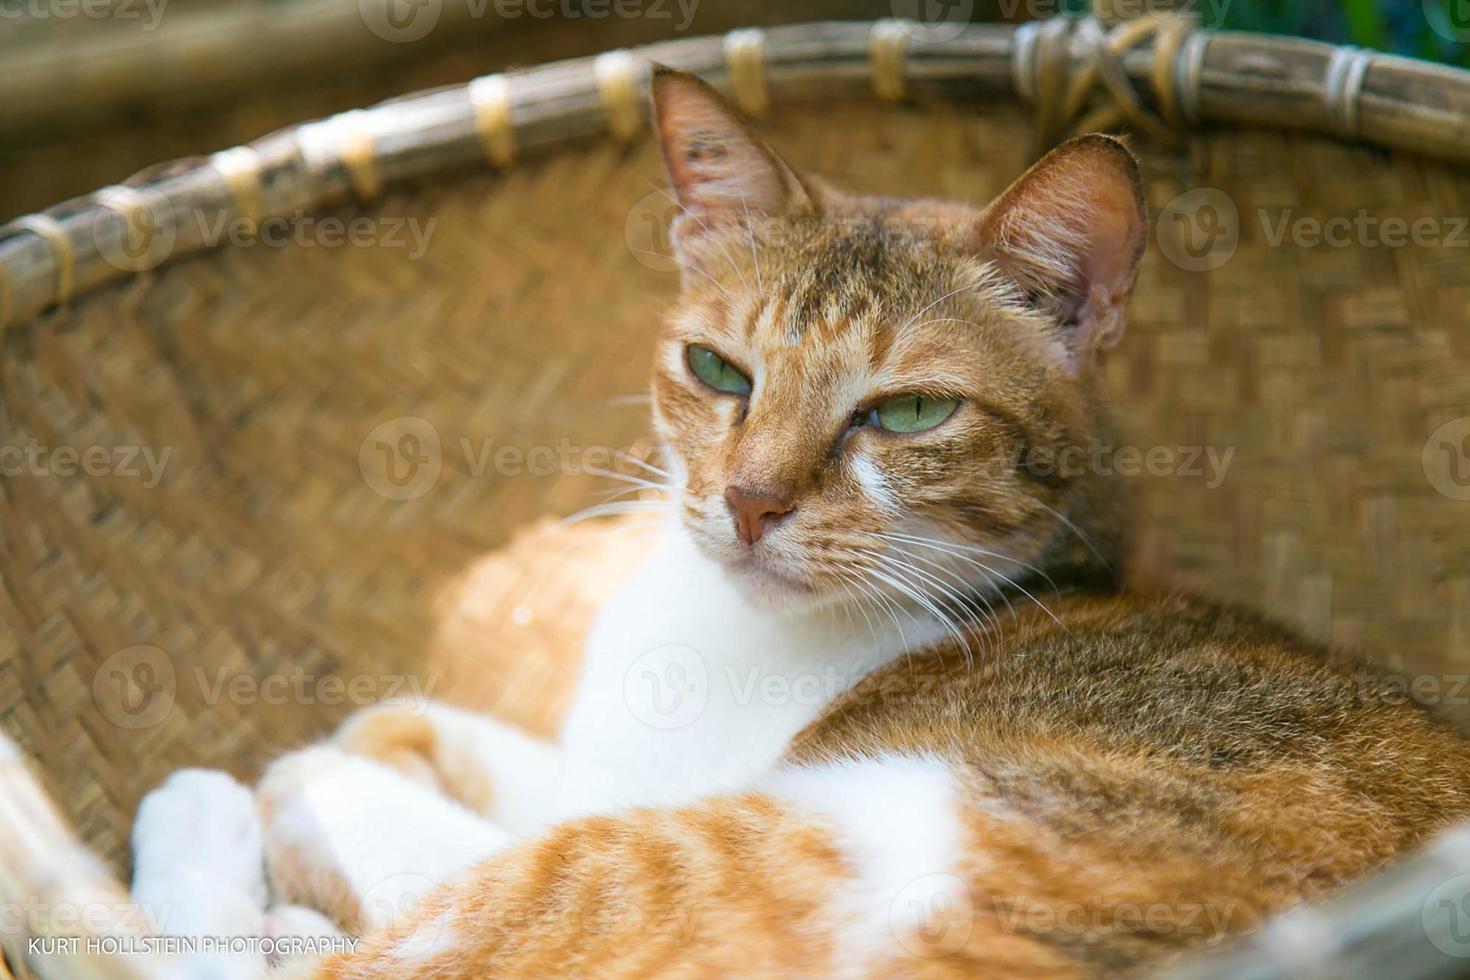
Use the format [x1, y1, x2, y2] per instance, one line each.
[131, 769, 268, 978]
[132, 769, 267, 919]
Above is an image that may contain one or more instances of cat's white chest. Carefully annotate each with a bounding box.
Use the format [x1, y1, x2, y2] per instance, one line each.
[553, 528, 932, 818]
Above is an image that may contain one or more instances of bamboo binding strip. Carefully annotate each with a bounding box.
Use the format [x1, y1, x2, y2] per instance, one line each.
[3, 16, 1470, 330]
[723, 28, 770, 117]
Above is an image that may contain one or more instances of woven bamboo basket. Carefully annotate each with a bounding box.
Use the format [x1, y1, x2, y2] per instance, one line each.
[3, 13, 1470, 978]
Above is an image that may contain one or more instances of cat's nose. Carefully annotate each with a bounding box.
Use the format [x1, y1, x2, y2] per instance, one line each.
[724, 486, 795, 545]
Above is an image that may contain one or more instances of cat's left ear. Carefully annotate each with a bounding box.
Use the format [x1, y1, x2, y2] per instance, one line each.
[975, 135, 1147, 374]
[651, 66, 815, 269]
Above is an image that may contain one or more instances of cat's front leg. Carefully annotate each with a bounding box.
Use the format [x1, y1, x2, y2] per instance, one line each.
[257, 744, 513, 934]
[333, 699, 563, 836]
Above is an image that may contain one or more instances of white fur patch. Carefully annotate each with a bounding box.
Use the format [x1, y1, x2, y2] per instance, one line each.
[556, 528, 947, 819]
[131, 769, 269, 979]
[764, 756, 974, 971]
[849, 451, 900, 514]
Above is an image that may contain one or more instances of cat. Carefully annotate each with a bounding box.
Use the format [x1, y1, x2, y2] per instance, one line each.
[126, 67, 1470, 979]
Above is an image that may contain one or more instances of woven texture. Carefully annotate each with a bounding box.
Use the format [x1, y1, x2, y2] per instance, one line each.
[2, 101, 1469, 870]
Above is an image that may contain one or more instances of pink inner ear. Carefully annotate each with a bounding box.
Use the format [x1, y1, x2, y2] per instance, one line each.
[974, 136, 1146, 369]
[653, 71, 807, 228]
[1080, 185, 1147, 298]
[976, 135, 1146, 308]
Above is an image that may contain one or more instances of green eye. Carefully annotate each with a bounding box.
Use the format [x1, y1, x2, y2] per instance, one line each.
[871, 394, 960, 433]
[687, 345, 752, 396]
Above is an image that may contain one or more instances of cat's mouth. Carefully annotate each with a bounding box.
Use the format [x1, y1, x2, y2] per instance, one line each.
[721, 552, 823, 608]
[678, 501, 841, 609]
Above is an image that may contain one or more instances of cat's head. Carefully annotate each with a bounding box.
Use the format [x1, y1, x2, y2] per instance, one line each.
[647, 68, 1145, 612]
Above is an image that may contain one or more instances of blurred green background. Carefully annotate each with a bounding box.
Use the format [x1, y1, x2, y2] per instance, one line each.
[1219, 0, 1468, 66]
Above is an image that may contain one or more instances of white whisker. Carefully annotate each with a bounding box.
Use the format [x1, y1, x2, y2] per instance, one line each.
[739, 191, 764, 301]
[645, 181, 752, 294]
[899, 280, 988, 333]
[881, 544, 1003, 646]
[1033, 499, 1112, 570]
[613, 451, 673, 480]
[562, 500, 671, 527]
[906, 316, 979, 332]
[876, 533, 1021, 620]
[863, 551, 977, 654]
[833, 572, 879, 649]
[629, 247, 734, 300]
[874, 531, 1065, 632]
[589, 469, 667, 490]
[860, 552, 973, 664]
[879, 530, 1060, 593]
[844, 561, 916, 650]
[593, 483, 668, 503]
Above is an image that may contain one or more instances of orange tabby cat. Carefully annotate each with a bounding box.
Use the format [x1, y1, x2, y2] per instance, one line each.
[128, 68, 1470, 979]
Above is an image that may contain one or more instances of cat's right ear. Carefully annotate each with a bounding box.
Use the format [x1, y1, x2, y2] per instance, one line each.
[651, 66, 814, 269]
[975, 134, 1147, 375]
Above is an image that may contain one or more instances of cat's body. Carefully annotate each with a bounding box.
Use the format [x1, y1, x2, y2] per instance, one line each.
[140, 580, 1470, 978]
[125, 68, 1470, 979]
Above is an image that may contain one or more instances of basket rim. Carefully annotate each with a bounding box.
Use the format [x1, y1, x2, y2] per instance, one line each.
[1, 14, 1469, 333]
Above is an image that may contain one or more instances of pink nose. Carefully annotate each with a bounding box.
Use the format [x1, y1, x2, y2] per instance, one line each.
[724, 486, 795, 545]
